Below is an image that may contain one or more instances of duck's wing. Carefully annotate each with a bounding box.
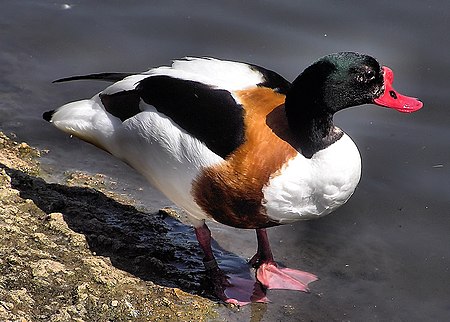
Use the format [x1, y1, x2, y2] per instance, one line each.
[100, 58, 291, 158]
[47, 58, 291, 158]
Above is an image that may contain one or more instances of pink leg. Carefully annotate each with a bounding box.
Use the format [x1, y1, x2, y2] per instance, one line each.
[250, 228, 318, 291]
[194, 223, 267, 305]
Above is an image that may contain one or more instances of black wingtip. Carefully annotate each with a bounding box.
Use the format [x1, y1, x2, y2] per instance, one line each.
[52, 72, 134, 83]
[52, 78, 67, 83]
[43, 110, 55, 122]
[52, 75, 91, 83]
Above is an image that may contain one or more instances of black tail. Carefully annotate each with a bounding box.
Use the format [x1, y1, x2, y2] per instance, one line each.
[52, 72, 134, 83]
[43, 110, 55, 122]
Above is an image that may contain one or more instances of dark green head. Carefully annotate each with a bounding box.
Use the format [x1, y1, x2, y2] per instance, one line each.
[286, 52, 385, 115]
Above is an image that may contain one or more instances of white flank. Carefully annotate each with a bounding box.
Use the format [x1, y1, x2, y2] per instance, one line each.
[263, 133, 362, 223]
[112, 106, 223, 223]
[51, 98, 223, 226]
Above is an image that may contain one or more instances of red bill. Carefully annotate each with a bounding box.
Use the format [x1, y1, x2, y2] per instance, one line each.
[374, 66, 423, 113]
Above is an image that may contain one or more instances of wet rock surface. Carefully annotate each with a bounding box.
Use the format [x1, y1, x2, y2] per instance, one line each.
[0, 132, 219, 321]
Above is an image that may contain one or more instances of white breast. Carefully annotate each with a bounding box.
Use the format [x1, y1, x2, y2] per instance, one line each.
[262, 133, 362, 224]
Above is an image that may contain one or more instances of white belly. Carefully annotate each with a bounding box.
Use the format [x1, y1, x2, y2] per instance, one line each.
[262, 133, 362, 223]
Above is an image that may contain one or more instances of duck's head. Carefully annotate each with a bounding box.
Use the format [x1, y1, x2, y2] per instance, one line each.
[286, 52, 423, 117]
[284, 52, 423, 157]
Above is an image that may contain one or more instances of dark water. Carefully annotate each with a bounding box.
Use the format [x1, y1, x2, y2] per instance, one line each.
[1, 1, 449, 321]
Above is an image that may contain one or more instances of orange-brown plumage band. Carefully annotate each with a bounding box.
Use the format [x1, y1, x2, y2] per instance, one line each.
[192, 87, 298, 228]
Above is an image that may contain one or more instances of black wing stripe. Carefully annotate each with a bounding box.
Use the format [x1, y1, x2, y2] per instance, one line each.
[137, 75, 245, 158]
[100, 90, 141, 122]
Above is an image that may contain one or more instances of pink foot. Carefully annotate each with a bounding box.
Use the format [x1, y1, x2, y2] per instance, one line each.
[207, 264, 268, 305]
[256, 262, 318, 291]
[223, 275, 268, 305]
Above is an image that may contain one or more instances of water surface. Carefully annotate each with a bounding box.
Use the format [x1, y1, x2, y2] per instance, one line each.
[1, 1, 449, 321]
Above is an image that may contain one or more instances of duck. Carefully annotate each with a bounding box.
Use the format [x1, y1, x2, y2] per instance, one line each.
[43, 52, 423, 305]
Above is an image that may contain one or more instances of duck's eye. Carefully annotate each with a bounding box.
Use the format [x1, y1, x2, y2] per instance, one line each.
[356, 74, 365, 83]
[356, 68, 376, 83]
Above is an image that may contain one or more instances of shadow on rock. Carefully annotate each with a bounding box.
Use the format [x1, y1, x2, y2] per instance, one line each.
[1, 162, 242, 300]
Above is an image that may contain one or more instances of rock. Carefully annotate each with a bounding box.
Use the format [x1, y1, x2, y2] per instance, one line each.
[0, 132, 219, 321]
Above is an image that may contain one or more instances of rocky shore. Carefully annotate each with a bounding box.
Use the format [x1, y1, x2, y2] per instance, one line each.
[0, 132, 220, 321]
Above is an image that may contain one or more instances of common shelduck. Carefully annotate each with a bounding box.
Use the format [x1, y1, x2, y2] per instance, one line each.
[43, 52, 423, 305]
